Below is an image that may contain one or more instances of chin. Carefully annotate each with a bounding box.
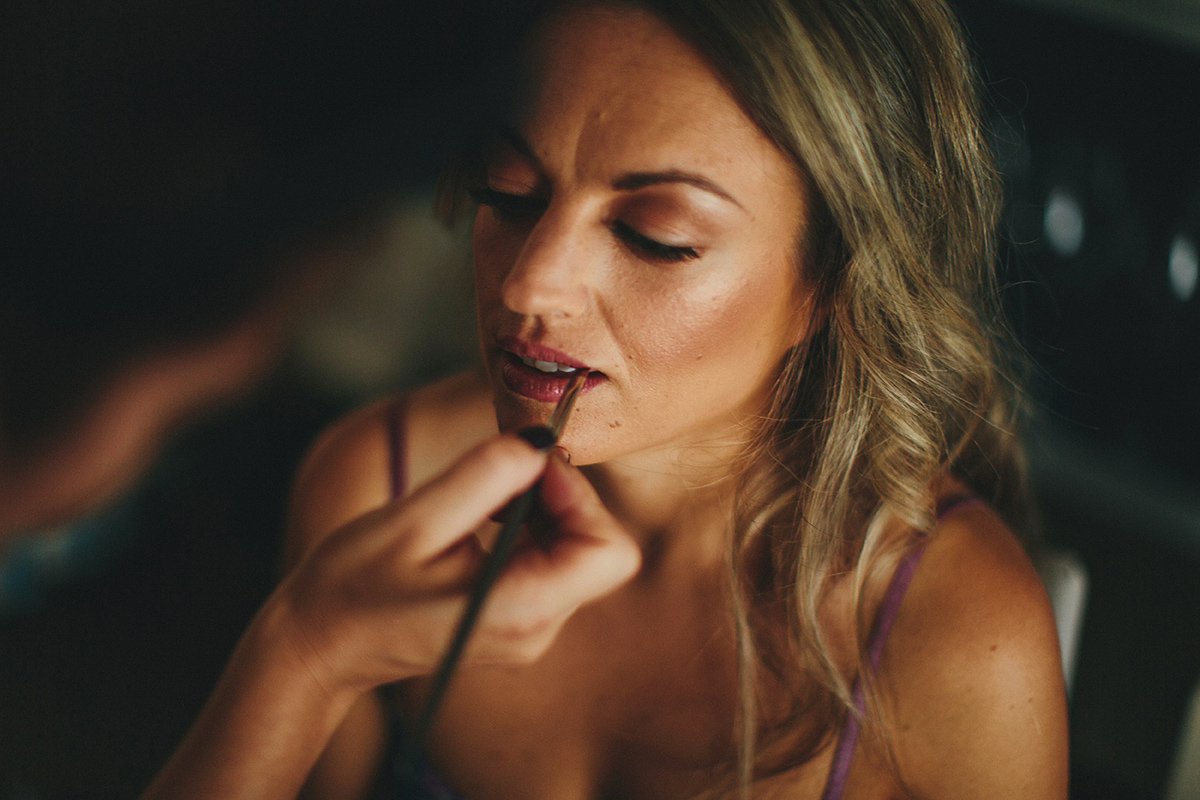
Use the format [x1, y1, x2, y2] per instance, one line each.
[489, 388, 544, 434]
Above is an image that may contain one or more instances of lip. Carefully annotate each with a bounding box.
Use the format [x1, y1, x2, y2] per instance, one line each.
[495, 336, 606, 403]
[497, 336, 591, 370]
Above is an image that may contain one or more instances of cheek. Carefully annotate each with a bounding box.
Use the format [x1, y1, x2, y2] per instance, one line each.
[625, 289, 742, 371]
[619, 257, 802, 384]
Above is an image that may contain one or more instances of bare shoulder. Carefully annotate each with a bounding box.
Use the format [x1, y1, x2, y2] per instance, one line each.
[403, 367, 498, 490]
[285, 369, 496, 564]
[285, 395, 396, 566]
[879, 500, 1069, 799]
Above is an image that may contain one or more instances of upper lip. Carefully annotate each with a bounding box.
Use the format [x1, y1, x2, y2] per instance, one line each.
[498, 335, 593, 370]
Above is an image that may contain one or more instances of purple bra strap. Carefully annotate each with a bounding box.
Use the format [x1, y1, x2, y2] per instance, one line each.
[935, 493, 979, 521]
[388, 398, 408, 501]
[819, 494, 978, 800]
[819, 542, 926, 800]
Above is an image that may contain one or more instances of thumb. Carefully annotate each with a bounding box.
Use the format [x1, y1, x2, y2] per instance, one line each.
[483, 454, 641, 629]
[538, 453, 632, 549]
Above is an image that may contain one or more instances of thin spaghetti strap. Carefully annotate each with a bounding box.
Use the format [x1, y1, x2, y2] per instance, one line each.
[865, 542, 928, 672]
[821, 492, 977, 798]
[935, 492, 979, 520]
[820, 542, 927, 800]
[820, 674, 867, 800]
[388, 397, 409, 501]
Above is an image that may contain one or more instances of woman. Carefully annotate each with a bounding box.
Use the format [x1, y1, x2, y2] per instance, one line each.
[287, 0, 1068, 797]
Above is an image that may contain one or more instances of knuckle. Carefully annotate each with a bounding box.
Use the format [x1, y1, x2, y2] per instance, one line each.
[513, 637, 552, 665]
[499, 614, 552, 643]
[505, 623, 558, 665]
[487, 608, 557, 657]
[477, 436, 522, 468]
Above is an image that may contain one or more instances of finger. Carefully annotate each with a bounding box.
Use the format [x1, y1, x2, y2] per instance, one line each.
[389, 434, 548, 562]
[409, 531, 489, 594]
[538, 454, 632, 547]
[483, 528, 640, 642]
[486, 458, 641, 623]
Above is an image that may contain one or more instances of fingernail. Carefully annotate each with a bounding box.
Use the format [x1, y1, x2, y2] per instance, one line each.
[551, 445, 571, 465]
[516, 425, 557, 452]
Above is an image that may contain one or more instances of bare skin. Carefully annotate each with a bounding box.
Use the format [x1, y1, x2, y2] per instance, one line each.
[141, 426, 639, 800]
[293, 376, 1066, 800]
[291, 6, 1068, 800]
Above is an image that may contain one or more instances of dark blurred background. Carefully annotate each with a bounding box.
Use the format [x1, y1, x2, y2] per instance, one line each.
[1, 1, 1199, 798]
[954, 2, 1200, 797]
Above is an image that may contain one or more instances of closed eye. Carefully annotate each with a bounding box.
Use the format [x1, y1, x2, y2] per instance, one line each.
[471, 186, 700, 263]
[469, 186, 547, 222]
[611, 221, 700, 263]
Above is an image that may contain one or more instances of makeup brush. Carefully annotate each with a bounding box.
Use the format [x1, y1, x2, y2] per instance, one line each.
[401, 369, 588, 773]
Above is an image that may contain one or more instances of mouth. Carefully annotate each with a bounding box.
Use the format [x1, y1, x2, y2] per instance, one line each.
[516, 353, 584, 376]
[497, 337, 605, 403]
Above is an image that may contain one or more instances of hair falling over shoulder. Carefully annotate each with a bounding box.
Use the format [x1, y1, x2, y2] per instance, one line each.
[630, 0, 1029, 787]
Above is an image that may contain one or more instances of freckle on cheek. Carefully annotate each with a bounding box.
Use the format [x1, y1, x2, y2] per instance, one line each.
[610, 420, 621, 428]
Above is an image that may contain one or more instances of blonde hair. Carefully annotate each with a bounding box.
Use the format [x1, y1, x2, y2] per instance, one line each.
[631, 0, 1029, 788]
[446, 0, 1028, 791]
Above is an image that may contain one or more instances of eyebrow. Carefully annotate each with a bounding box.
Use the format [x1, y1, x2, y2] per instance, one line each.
[497, 128, 744, 210]
[612, 171, 744, 209]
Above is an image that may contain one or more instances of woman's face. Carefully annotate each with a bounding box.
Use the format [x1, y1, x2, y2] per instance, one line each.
[474, 4, 814, 467]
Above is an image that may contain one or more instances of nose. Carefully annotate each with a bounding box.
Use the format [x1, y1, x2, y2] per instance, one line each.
[500, 208, 591, 318]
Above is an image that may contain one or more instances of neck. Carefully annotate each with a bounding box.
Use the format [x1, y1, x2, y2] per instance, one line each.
[580, 428, 751, 570]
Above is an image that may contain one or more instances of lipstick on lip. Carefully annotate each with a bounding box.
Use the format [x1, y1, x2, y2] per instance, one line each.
[498, 336, 590, 370]
[496, 335, 603, 403]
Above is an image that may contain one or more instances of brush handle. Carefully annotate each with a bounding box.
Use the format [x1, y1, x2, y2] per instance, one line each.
[400, 371, 587, 775]
[402, 483, 537, 765]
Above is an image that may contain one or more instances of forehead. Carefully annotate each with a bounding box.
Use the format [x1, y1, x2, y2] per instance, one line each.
[520, 4, 799, 194]
[531, 5, 722, 107]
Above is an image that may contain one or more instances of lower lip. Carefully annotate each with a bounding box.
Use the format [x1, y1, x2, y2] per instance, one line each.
[499, 354, 604, 402]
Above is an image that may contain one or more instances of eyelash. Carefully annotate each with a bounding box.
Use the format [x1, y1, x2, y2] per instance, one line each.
[468, 186, 546, 221]
[470, 186, 701, 265]
[610, 220, 700, 264]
